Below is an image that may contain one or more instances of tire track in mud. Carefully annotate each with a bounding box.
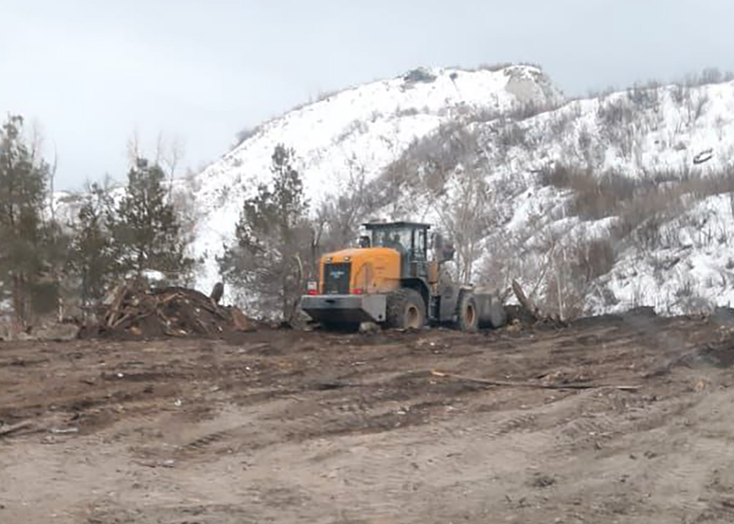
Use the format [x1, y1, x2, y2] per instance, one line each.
[182, 429, 234, 453]
[228, 369, 488, 444]
[5, 314, 731, 524]
[362, 379, 714, 520]
[629, 390, 734, 521]
[522, 384, 734, 522]
[135, 375, 450, 463]
[315, 404, 569, 523]
[85, 504, 260, 524]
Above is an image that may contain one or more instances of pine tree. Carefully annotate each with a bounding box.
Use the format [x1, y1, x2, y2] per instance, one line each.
[218, 144, 312, 320]
[68, 182, 120, 316]
[0, 115, 51, 326]
[35, 218, 71, 319]
[113, 157, 192, 282]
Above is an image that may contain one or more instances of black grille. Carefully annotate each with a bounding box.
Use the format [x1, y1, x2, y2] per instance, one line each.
[323, 262, 351, 295]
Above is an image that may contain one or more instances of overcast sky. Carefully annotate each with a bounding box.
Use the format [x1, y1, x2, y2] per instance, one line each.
[1, 0, 732, 190]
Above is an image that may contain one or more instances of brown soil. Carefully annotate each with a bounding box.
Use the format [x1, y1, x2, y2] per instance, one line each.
[2, 314, 734, 523]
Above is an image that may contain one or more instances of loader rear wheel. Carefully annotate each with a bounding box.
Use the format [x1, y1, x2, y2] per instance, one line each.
[483, 295, 507, 329]
[387, 288, 426, 330]
[455, 292, 479, 333]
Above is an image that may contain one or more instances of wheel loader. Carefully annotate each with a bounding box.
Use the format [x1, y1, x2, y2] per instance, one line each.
[300, 221, 506, 331]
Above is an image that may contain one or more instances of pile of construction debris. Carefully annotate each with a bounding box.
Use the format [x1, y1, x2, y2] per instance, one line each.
[86, 284, 256, 339]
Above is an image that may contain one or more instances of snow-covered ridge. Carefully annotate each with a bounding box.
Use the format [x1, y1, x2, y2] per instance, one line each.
[487, 80, 734, 178]
[190, 65, 563, 293]
[427, 77, 734, 315]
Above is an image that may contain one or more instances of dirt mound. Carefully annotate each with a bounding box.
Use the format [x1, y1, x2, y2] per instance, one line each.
[86, 284, 257, 339]
[709, 306, 734, 325]
[681, 339, 734, 369]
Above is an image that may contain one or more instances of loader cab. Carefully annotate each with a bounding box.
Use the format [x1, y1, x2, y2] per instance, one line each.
[363, 221, 430, 277]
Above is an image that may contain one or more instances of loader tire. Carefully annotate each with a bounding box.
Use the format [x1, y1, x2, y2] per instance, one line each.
[484, 295, 507, 329]
[387, 288, 426, 330]
[455, 292, 479, 333]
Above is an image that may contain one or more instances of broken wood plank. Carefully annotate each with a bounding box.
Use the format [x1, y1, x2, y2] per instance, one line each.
[104, 283, 130, 327]
[110, 311, 136, 329]
[196, 300, 229, 320]
[0, 420, 34, 437]
[512, 279, 540, 320]
[158, 292, 185, 305]
[111, 311, 154, 329]
[431, 370, 640, 391]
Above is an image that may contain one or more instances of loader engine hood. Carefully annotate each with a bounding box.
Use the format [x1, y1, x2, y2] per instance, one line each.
[319, 247, 401, 295]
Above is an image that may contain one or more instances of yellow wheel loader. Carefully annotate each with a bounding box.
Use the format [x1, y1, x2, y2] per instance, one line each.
[300, 221, 506, 331]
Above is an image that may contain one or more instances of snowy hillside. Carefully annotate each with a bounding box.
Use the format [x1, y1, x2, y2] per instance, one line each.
[384, 76, 734, 316]
[180, 63, 734, 317]
[189, 65, 562, 294]
[593, 193, 734, 314]
[491, 79, 734, 315]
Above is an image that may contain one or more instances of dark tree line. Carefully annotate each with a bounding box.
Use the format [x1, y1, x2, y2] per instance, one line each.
[0, 113, 380, 327]
[0, 115, 55, 324]
[0, 114, 193, 331]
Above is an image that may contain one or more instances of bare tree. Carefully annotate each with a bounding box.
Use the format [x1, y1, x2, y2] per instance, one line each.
[162, 135, 185, 197]
[126, 129, 142, 166]
[47, 146, 58, 224]
[684, 90, 710, 125]
[315, 154, 379, 253]
[154, 131, 165, 166]
[126, 130, 186, 198]
[434, 165, 494, 283]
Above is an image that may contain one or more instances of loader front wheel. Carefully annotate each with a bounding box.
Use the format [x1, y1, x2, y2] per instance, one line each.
[455, 292, 479, 333]
[387, 289, 426, 330]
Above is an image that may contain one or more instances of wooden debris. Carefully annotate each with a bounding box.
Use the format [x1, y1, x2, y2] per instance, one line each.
[231, 307, 256, 332]
[431, 370, 640, 391]
[89, 284, 258, 339]
[0, 420, 34, 437]
[511, 280, 567, 328]
[512, 280, 540, 319]
[104, 283, 130, 328]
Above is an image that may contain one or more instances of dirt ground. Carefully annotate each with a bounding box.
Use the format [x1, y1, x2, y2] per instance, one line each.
[3, 312, 734, 524]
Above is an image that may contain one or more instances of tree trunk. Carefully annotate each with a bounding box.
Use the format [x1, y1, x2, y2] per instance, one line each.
[281, 284, 289, 323]
[136, 250, 145, 280]
[81, 271, 90, 322]
[12, 273, 27, 331]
